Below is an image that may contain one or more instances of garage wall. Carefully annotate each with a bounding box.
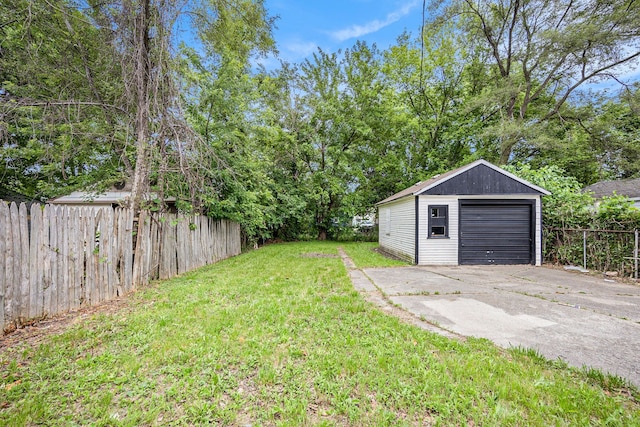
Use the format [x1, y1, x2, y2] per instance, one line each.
[379, 194, 543, 266]
[378, 198, 415, 262]
[535, 196, 542, 266]
[417, 196, 459, 265]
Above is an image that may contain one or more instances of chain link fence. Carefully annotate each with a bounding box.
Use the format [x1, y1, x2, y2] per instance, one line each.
[544, 227, 639, 278]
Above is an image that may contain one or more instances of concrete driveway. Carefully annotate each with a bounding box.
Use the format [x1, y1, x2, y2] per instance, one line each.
[363, 265, 640, 386]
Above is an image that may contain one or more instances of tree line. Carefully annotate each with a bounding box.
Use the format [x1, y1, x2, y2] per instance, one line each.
[2, 0, 640, 243]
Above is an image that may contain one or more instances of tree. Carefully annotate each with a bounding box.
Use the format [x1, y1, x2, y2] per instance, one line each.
[383, 28, 492, 176]
[1, 0, 128, 198]
[336, 42, 404, 217]
[585, 85, 640, 180]
[1, 0, 276, 204]
[168, 0, 276, 222]
[88, 0, 188, 210]
[294, 49, 353, 240]
[256, 43, 393, 240]
[519, 84, 640, 184]
[503, 163, 593, 228]
[429, 0, 640, 164]
[178, 1, 280, 242]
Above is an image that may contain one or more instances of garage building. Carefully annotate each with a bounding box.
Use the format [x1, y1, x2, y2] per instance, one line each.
[377, 160, 550, 265]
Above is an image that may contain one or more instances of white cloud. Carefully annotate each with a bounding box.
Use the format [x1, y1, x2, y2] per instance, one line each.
[284, 40, 319, 57]
[329, 1, 419, 42]
[255, 40, 321, 67]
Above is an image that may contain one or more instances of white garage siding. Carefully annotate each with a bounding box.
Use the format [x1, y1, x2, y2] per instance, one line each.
[417, 196, 458, 265]
[378, 197, 416, 263]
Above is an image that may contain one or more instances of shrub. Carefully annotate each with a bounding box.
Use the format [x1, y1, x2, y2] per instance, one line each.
[507, 163, 640, 275]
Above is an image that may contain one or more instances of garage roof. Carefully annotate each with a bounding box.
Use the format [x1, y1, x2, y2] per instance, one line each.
[377, 159, 550, 205]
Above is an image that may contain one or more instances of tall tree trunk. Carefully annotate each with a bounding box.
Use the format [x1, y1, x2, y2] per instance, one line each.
[499, 141, 512, 165]
[129, 0, 151, 212]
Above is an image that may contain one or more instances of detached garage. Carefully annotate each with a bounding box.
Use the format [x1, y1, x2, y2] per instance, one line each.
[377, 160, 550, 265]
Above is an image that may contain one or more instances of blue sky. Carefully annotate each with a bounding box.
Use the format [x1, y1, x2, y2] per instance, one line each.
[261, 0, 423, 67]
[256, 1, 637, 90]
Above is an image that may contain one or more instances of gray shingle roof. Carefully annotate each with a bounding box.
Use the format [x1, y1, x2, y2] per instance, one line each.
[49, 189, 176, 205]
[377, 164, 469, 205]
[584, 178, 640, 199]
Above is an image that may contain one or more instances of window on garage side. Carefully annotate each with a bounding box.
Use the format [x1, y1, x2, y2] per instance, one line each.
[428, 205, 448, 238]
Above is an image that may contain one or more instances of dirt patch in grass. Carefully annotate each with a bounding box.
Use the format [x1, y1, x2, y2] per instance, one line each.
[300, 253, 340, 259]
[0, 293, 135, 352]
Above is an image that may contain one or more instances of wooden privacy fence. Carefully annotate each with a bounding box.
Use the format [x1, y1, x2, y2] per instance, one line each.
[136, 210, 242, 281]
[0, 201, 241, 333]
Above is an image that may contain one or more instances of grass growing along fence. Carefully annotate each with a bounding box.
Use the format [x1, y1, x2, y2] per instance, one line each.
[0, 242, 637, 425]
[544, 226, 639, 277]
[0, 201, 240, 333]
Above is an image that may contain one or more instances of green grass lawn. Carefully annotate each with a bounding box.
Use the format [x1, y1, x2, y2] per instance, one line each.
[1, 241, 638, 426]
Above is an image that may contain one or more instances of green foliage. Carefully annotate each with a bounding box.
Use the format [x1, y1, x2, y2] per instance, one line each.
[254, 43, 406, 240]
[594, 195, 640, 231]
[519, 86, 640, 184]
[507, 164, 640, 274]
[0, 0, 128, 199]
[580, 85, 640, 181]
[429, 0, 640, 164]
[3, 0, 639, 244]
[330, 225, 378, 243]
[505, 162, 640, 230]
[503, 163, 593, 228]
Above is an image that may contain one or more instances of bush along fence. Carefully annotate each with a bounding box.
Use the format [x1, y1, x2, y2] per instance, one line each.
[544, 227, 639, 279]
[0, 201, 241, 333]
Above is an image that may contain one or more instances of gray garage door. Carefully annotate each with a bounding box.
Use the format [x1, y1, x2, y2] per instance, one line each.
[459, 202, 533, 265]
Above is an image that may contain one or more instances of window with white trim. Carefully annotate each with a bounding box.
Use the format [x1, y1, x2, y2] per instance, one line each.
[428, 205, 448, 238]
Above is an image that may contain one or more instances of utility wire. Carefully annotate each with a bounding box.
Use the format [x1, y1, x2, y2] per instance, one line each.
[419, 0, 426, 92]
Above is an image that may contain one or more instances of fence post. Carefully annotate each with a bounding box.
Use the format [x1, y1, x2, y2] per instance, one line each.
[583, 230, 587, 270]
[635, 229, 638, 280]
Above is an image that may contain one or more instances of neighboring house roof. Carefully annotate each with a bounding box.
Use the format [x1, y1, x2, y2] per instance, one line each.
[49, 190, 135, 205]
[583, 178, 640, 200]
[49, 190, 175, 206]
[377, 159, 550, 205]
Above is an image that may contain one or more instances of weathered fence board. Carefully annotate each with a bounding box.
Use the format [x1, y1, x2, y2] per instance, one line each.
[19, 203, 29, 321]
[0, 203, 7, 328]
[29, 204, 42, 319]
[70, 207, 80, 310]
[1, 201, 240, 332]
[50, 205, 60, 316]
[6, 203, 17, 327]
